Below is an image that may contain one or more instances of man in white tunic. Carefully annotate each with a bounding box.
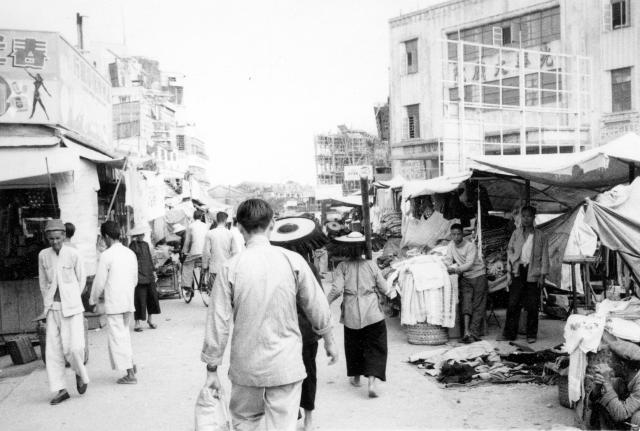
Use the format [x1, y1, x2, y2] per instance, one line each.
[181, 209, 209, 292]
[39, 219, 89, 405]
[202, 199, 338, 431]
[91, 221, 139, 384]
[202, 211, 238, 283]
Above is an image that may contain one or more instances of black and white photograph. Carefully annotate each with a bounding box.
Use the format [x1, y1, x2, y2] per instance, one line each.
[1, 1, 640, 430]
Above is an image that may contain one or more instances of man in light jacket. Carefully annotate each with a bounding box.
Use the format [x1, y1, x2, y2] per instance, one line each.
[39, 219, 89, 405]
[501, 205, 549, 344]
[202, 211, 238, 283]
[91, 221, 139, 384]
[202, 199, 338, 431]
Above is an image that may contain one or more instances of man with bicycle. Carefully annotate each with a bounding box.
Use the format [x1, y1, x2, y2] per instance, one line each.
[202, 199, 338, 431]
[181, 209, 209, 295]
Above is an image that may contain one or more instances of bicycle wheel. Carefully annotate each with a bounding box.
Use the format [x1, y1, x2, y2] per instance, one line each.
[181, 281, 194, 303]
[200, 274, 211, 307]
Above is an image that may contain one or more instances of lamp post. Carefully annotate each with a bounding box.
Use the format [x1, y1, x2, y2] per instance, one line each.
[359, 166, 373, 260]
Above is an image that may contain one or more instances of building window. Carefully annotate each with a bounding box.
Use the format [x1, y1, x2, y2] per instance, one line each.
[406, 104, 420, 139]
[176, 134, 185, 151]
[612, 0, 629, 28]
[501, 25, 512, 45]
[404, 39, 418, 74]
[611, 67, 632, 112]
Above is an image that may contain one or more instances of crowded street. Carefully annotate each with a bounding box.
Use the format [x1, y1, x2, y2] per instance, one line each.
[1, 296, 575, 431]
[3, 1, 640, 430]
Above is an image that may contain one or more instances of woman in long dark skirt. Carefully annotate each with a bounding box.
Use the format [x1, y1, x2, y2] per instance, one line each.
[128, 225, 161, 332]
[327, 232, 397, 398]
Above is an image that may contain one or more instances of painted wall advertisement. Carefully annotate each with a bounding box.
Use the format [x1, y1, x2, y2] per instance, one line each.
[0, 30, 112, 152]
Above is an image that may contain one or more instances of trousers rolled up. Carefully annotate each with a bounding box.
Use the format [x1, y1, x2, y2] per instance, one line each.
[460, 274, 488, 337]
[45, 308, 89, 392]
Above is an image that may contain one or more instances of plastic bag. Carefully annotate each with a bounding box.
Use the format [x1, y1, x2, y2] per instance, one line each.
[194, 387, 231, 431]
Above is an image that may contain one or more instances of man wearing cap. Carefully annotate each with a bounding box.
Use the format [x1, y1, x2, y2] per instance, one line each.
[202, 212, 238, 285]
[38, 219, 89, 405]
[90, 221, 139, 384]
[202, 199, 338, 431]
[129, 225, 161, 332]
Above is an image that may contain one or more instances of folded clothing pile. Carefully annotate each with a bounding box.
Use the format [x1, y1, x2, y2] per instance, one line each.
[380, 211, 402, 238]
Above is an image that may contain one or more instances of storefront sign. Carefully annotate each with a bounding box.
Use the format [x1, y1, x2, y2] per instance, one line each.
[344, 165, 373, 181]
[0, 30, 112, 152]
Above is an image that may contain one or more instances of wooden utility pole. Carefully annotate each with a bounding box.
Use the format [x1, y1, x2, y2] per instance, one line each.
[360, 172, 372, 260]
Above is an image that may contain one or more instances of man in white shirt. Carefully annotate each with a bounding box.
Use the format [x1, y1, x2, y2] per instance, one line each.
[231, 217, 245, 253]
[202, 199, 338, 431]
[38, 219, 89, 405]
[91, 221, 139, 384]
[181, 209, 209, 292]
[203, 212, 238, 283]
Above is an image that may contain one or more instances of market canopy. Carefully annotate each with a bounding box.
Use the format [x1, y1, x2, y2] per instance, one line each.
[402, 172, 472, 200]
[469, 133, 640, 190]
[373, 175, 406, 189]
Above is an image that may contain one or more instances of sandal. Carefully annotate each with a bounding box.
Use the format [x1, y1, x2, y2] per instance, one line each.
[117, 375, 137, 384]
[134, 327, 143, 332]
[147, 321, 157, 329]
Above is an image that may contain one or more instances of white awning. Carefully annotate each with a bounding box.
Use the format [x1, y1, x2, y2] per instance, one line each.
[402, 172, 472, 199]
[62, 138, 126, 169]
[0, 135, 60, 147]
[0, 146, 77, 184]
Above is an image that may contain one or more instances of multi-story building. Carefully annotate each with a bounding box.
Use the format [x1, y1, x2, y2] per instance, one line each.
[314, 125, 391, 194]
[176, 126, 211, 191]
[389, 0, 637, 179]
[108, 55, 211, 190]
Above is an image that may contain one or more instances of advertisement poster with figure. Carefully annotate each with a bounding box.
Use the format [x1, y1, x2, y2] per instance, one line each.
[0, 30, 112, 153]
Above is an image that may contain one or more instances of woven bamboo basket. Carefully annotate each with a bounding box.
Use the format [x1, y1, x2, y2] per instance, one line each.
[404, 322, 448, 345]
[558, 375, 574, 409]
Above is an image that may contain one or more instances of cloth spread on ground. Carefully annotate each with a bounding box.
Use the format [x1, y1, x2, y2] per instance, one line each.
[387, 255, 458, 327]
[563, 298, 639, 403]
[408, 341, 564, 386]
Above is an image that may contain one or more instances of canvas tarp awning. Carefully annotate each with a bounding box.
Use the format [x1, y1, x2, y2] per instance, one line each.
[402, 172, 472, 200]
[469, 132, 640, 190]
[62, 138, 126, 169]
[373, 175, 406, 189]
[0, 145, 77, 184]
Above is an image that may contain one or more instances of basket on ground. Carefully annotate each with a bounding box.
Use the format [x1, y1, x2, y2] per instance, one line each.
[404, 322, 448, 345]
[558, 375, 574, 409]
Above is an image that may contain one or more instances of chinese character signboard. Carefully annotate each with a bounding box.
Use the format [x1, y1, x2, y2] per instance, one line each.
[344, 165, 373, 181]
[0, 30, 112, 152]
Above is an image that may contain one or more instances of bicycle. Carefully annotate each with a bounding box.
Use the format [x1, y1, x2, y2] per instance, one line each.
[180, 257, 212, 307]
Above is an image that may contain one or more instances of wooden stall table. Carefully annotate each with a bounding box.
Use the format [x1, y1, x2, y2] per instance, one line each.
[562, 255, 597, 314]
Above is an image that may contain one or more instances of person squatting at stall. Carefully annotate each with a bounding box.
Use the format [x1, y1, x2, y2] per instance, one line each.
[202, 199, 338, 431]
[328, 232, 397, 398]
[91, 221, 139, 384]
[181, 209, 209, 293]
[128, 225, 161, 332]
[501, 205, 549, 344]
[592, 360, 640, 428]
[38, 219, 89, 405]
[443, 223, 487, 343]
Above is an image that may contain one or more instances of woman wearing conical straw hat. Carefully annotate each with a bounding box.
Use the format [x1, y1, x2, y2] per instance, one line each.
[327, 232, 397, 398]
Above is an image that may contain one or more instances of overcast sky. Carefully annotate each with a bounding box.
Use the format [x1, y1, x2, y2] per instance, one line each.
[4, 0, 441, 186]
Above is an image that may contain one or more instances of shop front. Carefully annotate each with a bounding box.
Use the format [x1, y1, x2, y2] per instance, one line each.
[0, 126, 123, 335]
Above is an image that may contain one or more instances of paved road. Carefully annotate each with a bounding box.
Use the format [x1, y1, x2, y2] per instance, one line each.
[0, 295, 574, 430]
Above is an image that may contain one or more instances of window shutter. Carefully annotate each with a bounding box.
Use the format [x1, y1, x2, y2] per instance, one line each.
[603, 0, 613, 32]
[492, 26, 503, 46]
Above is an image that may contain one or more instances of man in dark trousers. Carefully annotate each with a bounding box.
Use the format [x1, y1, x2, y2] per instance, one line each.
[501, 205, 549, 344]
[129, 225, 161, 332]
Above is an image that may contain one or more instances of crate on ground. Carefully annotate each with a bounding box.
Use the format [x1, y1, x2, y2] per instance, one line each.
[7, 335, 37, 365]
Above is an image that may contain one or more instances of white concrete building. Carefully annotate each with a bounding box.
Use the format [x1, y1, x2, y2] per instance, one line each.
[389, 0, 639, 179]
